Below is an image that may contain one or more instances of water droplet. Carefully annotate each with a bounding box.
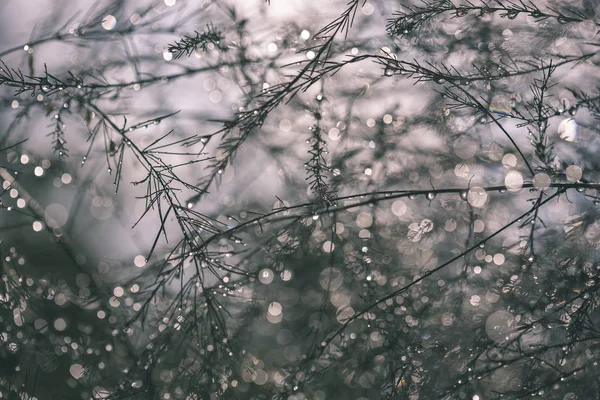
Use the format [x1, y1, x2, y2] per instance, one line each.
[530, 10, 542, 18]
[505, 170, 524, 192]
[426, 192, 436, 200]
[566, 165, 583, 182]
[533, 173, 551, 189]
[459, 191, 468, 200]
[558, 118, 578, 142]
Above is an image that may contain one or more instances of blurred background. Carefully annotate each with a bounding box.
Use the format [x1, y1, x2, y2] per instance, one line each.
[1, 0, 600, 399]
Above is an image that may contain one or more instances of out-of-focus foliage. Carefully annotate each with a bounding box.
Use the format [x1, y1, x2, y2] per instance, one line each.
[1, 0, 600, 399]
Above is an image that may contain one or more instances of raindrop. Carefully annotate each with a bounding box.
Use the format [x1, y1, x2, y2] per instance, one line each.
[391, 200, 407, 216]
[426, 192, 436, 200]
[558, 118, 578, 142]
[70, 363, 85, 379]
[486, 310, 516, 343]
[467, 187, 487, 208]
[566, 165, 583, 182]
[259, 269, 274, 284]
[505, 170, 524, 192]
[533, 173, 551, 189]
[529, 10, 543, 18]
[102, 15, 117, 30]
